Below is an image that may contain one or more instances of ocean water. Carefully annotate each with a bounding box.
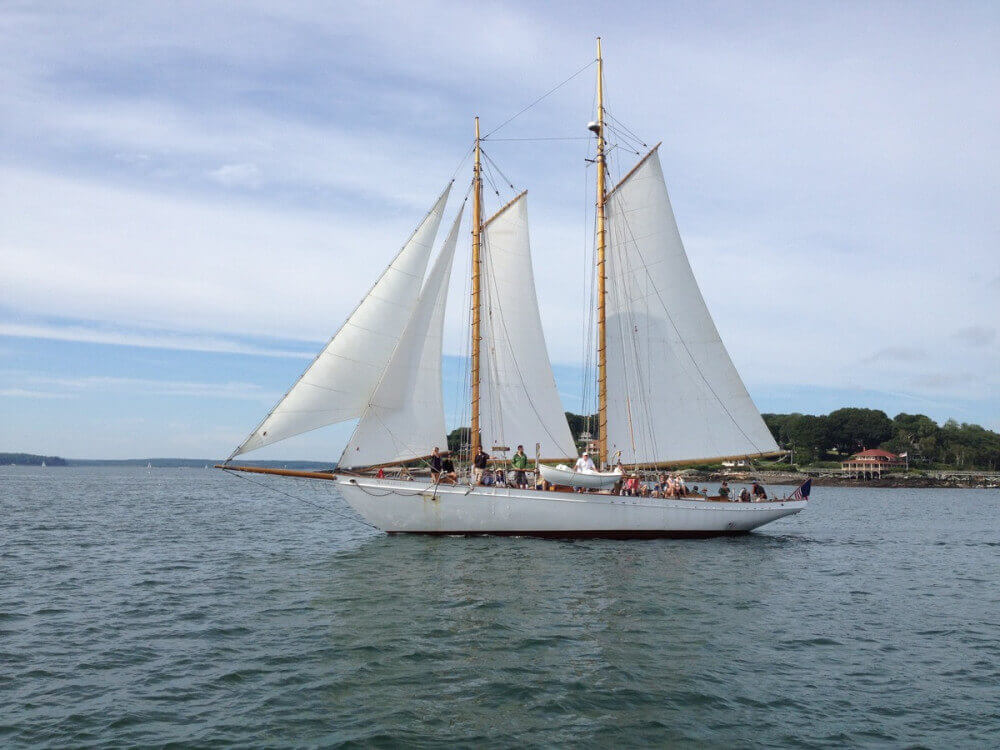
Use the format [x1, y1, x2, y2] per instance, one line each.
[2, 467, 999, 748]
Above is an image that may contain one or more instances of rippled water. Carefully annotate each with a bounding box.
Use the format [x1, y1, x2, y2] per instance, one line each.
[2, 467, 999, 747]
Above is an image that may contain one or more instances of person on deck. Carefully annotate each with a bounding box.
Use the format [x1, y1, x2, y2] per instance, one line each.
[429, 447, 442, 483]
[441, 457, 457, 484]
[575, 452, 596, 474]
[473, 447, 490, 485]
[718, 480, 731, 500]
[739, 487, 751, 503]
[751, 482, 768, 501]
[512, 445, 529, 489]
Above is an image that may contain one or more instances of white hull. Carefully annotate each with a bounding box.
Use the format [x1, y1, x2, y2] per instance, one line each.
[538, 463, 622, 490]
[335, 477, 805, 537]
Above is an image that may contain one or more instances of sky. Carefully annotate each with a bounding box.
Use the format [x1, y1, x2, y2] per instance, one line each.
[1, 0, 998, 460]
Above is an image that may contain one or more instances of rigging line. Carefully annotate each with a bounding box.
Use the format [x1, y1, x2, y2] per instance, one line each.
[449, 143, 476, 182]
[222, 468, 380, 531]
[483, 58, 597, 138]
[480, 148, 517, 191]
[481, 157, 502, 198]
[485, 136, 592, 142]
[605, 110, 648, 148]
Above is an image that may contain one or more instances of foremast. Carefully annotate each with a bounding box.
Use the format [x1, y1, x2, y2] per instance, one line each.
[594, 37, 609, 467]
[470, 116, 484, 457]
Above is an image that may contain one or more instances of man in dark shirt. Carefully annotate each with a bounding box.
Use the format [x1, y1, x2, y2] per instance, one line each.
[441, 457, 457, 484]
[429, 447, 442, 483]
[473, 448, 490, 485]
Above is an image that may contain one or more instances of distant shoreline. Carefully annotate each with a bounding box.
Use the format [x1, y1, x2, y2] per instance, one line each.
[702, 470, 1000, 490]
[4, 455, 997, 489]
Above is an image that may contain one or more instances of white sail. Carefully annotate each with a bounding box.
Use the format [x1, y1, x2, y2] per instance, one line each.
[231, 184, 451, 457]
[604, 149, 779, 465]
[339, 208, 462, 469]
[479, 193, 577, 460]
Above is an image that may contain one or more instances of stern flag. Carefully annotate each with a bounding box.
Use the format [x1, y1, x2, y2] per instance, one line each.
[791, 478, 812, 501]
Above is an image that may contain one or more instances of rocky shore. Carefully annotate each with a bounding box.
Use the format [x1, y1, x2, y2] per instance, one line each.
[687, 470, 1000, 490]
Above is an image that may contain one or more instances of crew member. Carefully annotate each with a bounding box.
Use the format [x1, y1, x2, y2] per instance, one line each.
[512, 445, 529, 489]
[473, 447, 490, 485]
[429, 447, 442, 483]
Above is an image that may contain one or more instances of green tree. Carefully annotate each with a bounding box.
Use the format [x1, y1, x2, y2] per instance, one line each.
[826, 408, 894, 455]
[785, 414, 831, 463]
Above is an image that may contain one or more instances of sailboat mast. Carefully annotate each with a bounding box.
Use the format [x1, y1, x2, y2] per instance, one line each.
[471, 116, 483, 457]
[595, 37, 609, 466]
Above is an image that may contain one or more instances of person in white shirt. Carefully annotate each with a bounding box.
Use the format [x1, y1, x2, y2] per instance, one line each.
[574, 452, 596, 474]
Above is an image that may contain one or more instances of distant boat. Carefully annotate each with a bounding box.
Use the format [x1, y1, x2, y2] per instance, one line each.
[146, 462, 152, 469]
[41, 460, 46, 468]
[219, 39, 805, 537]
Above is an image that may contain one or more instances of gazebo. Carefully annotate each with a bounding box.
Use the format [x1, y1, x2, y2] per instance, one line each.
[841, 448, 904, 479]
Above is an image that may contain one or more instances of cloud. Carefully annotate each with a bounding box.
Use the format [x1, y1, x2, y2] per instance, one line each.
[1, 1, 998, 456]
[0, 322, 313, 359]
[0, 388, 73, 399]
[910, 373, 975, 390]
[863, 347, 927, 364]
[208, 163, 262, 189]
[5, 373, 278, 400]
[954, 325, 996, 347]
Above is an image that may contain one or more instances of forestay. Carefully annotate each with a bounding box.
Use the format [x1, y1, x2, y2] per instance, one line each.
[230, 184, 451, 457]
[604, 150, 778, 464]
[479, 193, 577, 460]
[339, 208, 463, 468]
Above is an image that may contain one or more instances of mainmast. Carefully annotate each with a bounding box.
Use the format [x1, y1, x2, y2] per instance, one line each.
[470, 116, 483, 457]
[594, 37, 608, 466]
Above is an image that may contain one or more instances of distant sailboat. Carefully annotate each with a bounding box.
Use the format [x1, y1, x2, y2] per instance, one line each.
[41, 460, 46, 468]
[220, 40, 806, 537]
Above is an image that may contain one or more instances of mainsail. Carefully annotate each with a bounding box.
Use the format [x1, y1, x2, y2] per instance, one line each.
[604, 149, 779, 465]
[479, 192, 577, 460]
[230, 184, 452, 457]
[339, 208, 463, 468]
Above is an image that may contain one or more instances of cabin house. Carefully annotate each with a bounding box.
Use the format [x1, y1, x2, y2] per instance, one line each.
[841, 448, 904, 478]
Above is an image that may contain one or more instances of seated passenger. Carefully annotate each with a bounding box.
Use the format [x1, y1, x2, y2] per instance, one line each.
[751, 482, 768, 501]
[739, 487, 751, 503]
[441, 458, 457, 484]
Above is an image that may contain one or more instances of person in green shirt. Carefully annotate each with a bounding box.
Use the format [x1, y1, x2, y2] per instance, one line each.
[512, 444, 529, 489]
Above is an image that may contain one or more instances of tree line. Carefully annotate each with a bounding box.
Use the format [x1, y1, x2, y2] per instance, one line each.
[762, 408, 1000, 470]
[449, 408, 1000, 470]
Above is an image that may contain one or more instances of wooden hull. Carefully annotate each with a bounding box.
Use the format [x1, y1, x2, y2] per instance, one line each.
[335, 477, 805, 537]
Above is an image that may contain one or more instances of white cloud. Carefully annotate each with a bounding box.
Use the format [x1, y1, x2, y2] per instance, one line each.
[208, 163, 262, 189]
[0, 321, 312, 358]
[4, 373, 278, 400]
[1, 0, 998, 456]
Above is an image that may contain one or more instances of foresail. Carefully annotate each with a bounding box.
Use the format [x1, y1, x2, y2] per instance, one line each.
[604, 150, 778, 465]
[479, 193, 577, 460]
[230, 184, 452, 457]
[339, 208, 462, 469]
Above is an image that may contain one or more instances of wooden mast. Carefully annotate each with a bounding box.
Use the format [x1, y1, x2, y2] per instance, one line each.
[595, 38, 609, 466]
[470, 116, 483, 457]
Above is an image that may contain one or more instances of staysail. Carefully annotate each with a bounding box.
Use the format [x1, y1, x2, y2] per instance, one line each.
[604, 149, 779, 465]
[479, 192, 577, 460]
[339, 208, 463, 468]
[230, 184, 452, 457]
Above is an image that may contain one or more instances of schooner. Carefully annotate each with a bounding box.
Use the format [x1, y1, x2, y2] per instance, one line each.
[219, 40, 807, 537]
